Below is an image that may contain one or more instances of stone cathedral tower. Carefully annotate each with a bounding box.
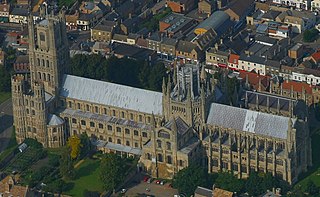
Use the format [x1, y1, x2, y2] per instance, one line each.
[12, 6, 69, 148]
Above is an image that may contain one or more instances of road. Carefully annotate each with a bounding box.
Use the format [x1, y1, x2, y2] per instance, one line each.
[0, 99, 13, 153]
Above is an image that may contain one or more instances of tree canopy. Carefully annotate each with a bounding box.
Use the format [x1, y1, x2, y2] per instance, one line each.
[303, 28, 319, 42]
[172, 165, 216, 196]
[99, 153, 126, 193]
[67, 55, 167, 92]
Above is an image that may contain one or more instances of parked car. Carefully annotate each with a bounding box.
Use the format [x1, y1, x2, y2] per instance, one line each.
[155, 180, 161, 184]
[120, 189, 127, 193]
[160, 180, 166, 185]
[143, 176, 149, 182]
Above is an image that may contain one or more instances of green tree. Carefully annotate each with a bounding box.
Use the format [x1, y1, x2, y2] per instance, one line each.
[245, 171, 263, 196]
[172, 165, 216, 196]
[215, 172, 244, 194]
[99, 153, 125, 193]
[59, 146, 75, 180]
[79, 133, 92, 159]
[304, 180, 319, 196]
[303, 28, 319, 42]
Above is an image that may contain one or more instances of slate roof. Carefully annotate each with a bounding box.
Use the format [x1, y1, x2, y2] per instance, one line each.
[60, 75, 163, 115]
[194, 186, 212, 197]
[195, 11, 233, 36]
[239, 53, 266, 65]
[176, 40, 198, 53]
[48, 114, 64, 126]
[11, 7, 28, 16]
[164, 117, 190, 135]
[206, 103, 296, 139]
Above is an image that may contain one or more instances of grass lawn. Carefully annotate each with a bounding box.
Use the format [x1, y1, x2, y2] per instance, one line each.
[295, 129, 320, 189]
[64, 158, 104, 196]
[0, 92, 10, 104]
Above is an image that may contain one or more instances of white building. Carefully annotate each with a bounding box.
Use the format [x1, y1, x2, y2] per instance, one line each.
[292, 68, 320, 85]
[239, 54, 267, 75]
[311, 0, 320, 11]
[272, 0, 311, 10]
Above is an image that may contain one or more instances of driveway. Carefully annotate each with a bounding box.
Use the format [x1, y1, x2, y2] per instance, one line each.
[0, 99, 13, 153]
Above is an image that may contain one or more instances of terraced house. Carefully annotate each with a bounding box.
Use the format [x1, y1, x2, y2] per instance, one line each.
[12, 9, 312, 185]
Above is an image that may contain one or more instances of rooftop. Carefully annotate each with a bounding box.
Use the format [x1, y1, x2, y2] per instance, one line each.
[60, 75, 163, 115]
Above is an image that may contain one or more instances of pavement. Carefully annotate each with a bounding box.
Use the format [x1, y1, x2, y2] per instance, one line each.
[0, 99, 13, 153]
[117, 173, 179, 197]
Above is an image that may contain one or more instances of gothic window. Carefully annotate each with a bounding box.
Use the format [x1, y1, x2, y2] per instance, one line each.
[158, 131, 170, 139]
[68, 101, 72, 108]
[125, 129, 130, 135]
[158, 154, 163, 162]
[31, 110, 35, 115]
[109, 137, 112, 142]
[37, 58, 40, 66]
[130, 113, 133, 120]
[212, 159, 218, 167]
[167, 155, 172, 164]
[53, 128, 57, 133]
[179, 160, 183, 167]
[121, 111, 125, 118]
[95, 106, 98, 113]
[31, 101, 34, 107]
[135, 142, 138, 147]
[90, 122, 95, 127]
[42, 59, 45, 67]
[72, 118, 77, 124]
[112, 110, 116, 116]
[81, 120, 86, 126]
[139, 115, 142, 122]
[77, 103, 81, 109]
[26, 109, 29, 114]
[98, 123, 103, 129]
[166, 142, 171, 150]
[117, 139, 121, 144]
[126, 141, 130, 146]
[116, 127, 121, 132]
[86, 104, 90, 111]
[53, 136, 57, 141]
[107, 125, 112, 131]
[99, 135, 103, 140]
[47, 74, 50, 82]
[40, 32, 45, 41]
[147, 153, 151, 160]
[103, 108, 107, 114]
[142, 132, 147, 138]
[43, 73, 46, 81]
[157, 140, 162, 148]
[134, 130, 139, 136]
[46, 60, 49, 67]
[38, 72, 41, 79]
[147, 116, 150, 123]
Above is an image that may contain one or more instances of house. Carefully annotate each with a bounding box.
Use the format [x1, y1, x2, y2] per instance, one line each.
[288, 43, 304, 59]
[239, 53, 267, 75]
[14, 55, 29, 73]
[224, 0, 254, 23]
[311, 0, 320, 11]
[91, 20, 118, 42]
[127, 33, 140, 45]
[227, 53, 240, 70]
[198, 0, 216, 15]
[193, 28, 216, 51]
[146, 33, 162, 52]
[65, 11, 79, 30]
[275, 10, 316, 33]
[272, 0, 311, 10]
[310, 50, 320, 65]
[206, 46, 229, 68]
[159, 13, 195, 37]
[265, 59, 281, 75]
[160, 37, 178, 60]
[0, 176, 29, 196]
[176, 40, 203, 62]
[9, 7, 28, 24]
[194, 11, 233, 37]
[77, 13, 95, 30]
[112, 33, 128, 44]
[292, 66, 320, 85]
[194, 185, 234, 197]
[120, 16, 140, 35]
[166, 0, 195, 13]
[0, 3, 10, 23]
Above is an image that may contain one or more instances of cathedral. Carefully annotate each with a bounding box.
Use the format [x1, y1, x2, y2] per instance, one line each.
[12, 8, 312, 185]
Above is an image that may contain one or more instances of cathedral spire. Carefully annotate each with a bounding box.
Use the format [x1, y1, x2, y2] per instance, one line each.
[151, 113, 156, 128]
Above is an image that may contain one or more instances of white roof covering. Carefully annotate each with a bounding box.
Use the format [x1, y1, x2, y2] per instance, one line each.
[48, 114, 64, 126]
[206, 103, 296, 139]
[60, 75, 163, 115]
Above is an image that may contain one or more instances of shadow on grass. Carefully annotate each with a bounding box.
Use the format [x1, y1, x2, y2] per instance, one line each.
[75, 160, 100, 179]
[296, 130, 320, 187]
[64, 182, 75, 191]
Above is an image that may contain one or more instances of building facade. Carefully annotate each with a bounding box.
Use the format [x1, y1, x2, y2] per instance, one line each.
[12, 11, 312, 185]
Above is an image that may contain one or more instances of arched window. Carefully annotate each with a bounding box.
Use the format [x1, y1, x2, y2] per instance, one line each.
[158, 154, 163, 162]
[147, 153, 151, 160]
[86, 104, 90, 111]
[98, 123, 103, 129]
[72, 118, 77, 123]
[99, 135, 103, 140]
[47, 74, 50, 82]
[77, 103, 81, 109]
[109, 137, 112, 142]
[46, 60, 49, 67]
[68, 101, 72, 108]
[26, 109, 29, 114]
[42, 59, 45, 67]
[43, 73, 46, 81]
[53, 136, 57, 141]
[157, 140, 162, 148]
[166, 142, 171, 150]
[126, 141, 130, 146]
[117, 139, 121, 144]
[167, 155, 172, 164]
[52, 128, 57, 133]
[38, 72, 41, 79]
[37, 58, 40, 66]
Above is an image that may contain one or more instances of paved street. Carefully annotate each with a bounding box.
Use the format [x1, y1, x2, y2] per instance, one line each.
[0, 99, 13, 153]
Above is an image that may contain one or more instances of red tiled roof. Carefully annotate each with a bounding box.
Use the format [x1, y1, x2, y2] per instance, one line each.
[239, 70, 270, 91]
[228, 54, 240, 64]
[282, 80, 312, 94]
[311, 51, 320, 63]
